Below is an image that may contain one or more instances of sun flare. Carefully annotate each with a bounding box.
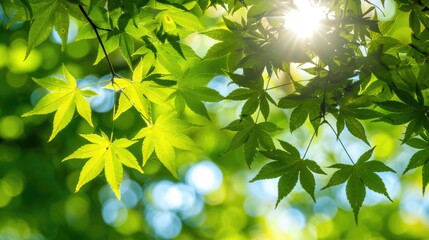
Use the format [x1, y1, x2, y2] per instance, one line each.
[284, 0, 327, 38]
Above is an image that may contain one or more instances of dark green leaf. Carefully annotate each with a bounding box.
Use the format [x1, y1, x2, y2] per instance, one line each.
[241, 95, 259, 116]
[226, 88, 258, 100]
[183, 94, 210, 119]
[290, 104, 307, 132]
[250, 160, 297, 182]
[259, 149, 291, 161]
[260, 94, 270, 120]
[361, 170, 392, 201]
[244, 129, 258, 167]
[357, 148, 375, 164]
[346, 172, 366, 224]
[376, 101, 409, 112]
[257, 128, 275, 150]
[276, 166, 300, 207]
[406, 138, 429, 149]
[305, 160, 326, 175]
[393, 87, 419, 106]
[300, 166, 316, 201]
[321, 167, 352, 190]
[363, 161, 396, 173]
[345, 116, 369, 145]
[278, 140, 300, 157]
[258, 122, 280, 132]
[403, 148, 429, 174]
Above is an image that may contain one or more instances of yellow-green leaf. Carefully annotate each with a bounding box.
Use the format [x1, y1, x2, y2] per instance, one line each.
[22, 65, 96, 141]
[63, 133, 142, 200]
[133, 114, 199, 178]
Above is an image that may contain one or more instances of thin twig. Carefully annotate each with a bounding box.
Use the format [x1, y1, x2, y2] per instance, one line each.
[265, 80, 311, 91]
[79, 5, 117, 81]
[302, 130, 317, 159]
[323, 120, 355, 164]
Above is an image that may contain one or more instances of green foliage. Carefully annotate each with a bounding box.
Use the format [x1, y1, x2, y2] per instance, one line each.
[22, 65, 96, 141]
[133, 113, 200, 178]
[322, 148, 395, 223]
[63, 132, 143, 199]
[7, 0, 429, 223]
[251, 140, 326, 205]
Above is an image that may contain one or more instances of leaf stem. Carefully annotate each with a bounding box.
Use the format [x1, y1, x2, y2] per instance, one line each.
[324, 120, 355, 164]
[302, 130, 317, 159]
[265, 80, 311, 91]
[79, 5, 117, 81]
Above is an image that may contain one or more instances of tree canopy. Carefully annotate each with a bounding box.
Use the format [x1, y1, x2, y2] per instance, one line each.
[1, 0, 429, 238]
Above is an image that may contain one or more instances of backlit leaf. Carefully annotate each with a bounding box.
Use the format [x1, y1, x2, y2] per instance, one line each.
[22, 65, 96, 141]
[63, 133, 142, 200]
[133, 114, 200, 178]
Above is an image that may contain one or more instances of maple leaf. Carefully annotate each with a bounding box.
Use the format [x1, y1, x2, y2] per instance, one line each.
[250, 140, 326, 206]
[376, 85, 429, 143]
[22, 65, 96, 141]
[63, 132, 143, 200]
[403, 134, 429, 194]
[167, 71, 223, 119]
[322, 148, 395, 223]
[133, 113, 200, 178]
[109, 57, 171, 122]
[223, 117, 280, 167]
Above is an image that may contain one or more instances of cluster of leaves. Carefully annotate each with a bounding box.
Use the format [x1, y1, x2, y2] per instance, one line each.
[4, 0, 429, 222]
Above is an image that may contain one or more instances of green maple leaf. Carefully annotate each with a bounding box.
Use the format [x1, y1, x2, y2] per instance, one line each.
[168, 72, 223, 119]
[63, 132, 143, 200]
[376, 86, 429, 143]
[278, 95, 321, 132]
[133, 113, 200, 178]
[226, 88, 276, 120]
[223, 117, 280, 167]
[404, 135, 429, 194]
[25, 0, 78, 57]
[322, 148, 395, 223]
[250, 140, 326, 206]
[110, 57, 170, 121]
[22, 65, 96, 141]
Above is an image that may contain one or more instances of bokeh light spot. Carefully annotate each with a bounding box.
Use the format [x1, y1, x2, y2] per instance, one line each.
[151, 211, 182, 239]
[6, 72, 28, 88]
[0, 44, 7, 68]
[102, 199, 128, 226]
[65, 195, 90, 231]
[8, 40, 42, 73]
[0, 115, 24, 140]
[373, 132, 395, 159]
[115, 210, 142, 236]
[2, 171, 25, 197]
[78, 75, 114, 113]
[185, 161, 223, 195]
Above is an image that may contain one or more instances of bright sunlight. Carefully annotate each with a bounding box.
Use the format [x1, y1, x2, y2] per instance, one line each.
[284, 0, 327, 38]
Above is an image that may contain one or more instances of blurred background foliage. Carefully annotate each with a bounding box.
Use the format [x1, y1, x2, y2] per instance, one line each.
[1, 1, 429, 239]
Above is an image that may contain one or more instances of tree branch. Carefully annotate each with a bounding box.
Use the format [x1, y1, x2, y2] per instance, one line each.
[79, 5, 117, 80]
